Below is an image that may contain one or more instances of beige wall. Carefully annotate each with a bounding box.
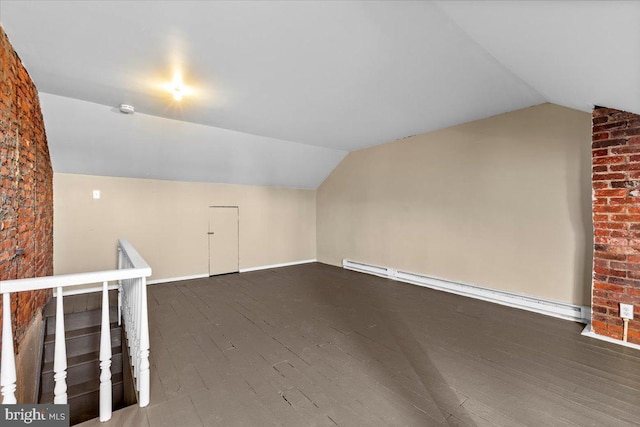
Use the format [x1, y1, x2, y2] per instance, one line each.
[317, 103, 593, 305]
[54, 174, 316, 280]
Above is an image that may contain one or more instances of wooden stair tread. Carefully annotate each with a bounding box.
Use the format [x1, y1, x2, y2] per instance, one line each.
[44, 323, 119, 343]
[46, 306, 118, 335]
[40, 372, 124, 404]
[66, 382, 126, 425]
[43, 327, 122, 364]
[40, 352, 124, 391]
[43, 291, 118, 317]
[41, 346, 122, 374]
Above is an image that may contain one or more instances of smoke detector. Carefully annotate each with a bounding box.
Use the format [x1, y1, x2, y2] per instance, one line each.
[119, 104, 135, 114]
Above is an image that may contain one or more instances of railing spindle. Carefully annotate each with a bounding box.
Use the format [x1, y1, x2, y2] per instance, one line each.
[138, 277, 150, 407]
[1, 292, 17, 404]
[117, 247, 122, 326]
[99, 281, 112, 421]
[53, 287, 68, 404]
[132, 278, 140, 380]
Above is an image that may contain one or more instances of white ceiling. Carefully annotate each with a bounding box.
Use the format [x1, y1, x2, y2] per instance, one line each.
[0, 1, 638, 189]
[436, 1, 640, 116]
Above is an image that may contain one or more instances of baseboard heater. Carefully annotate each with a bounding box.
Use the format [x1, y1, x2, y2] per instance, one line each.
[342, 259, 590, 324]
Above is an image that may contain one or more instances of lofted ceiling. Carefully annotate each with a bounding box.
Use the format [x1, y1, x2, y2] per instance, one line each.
[436, 1, 640, 117]
[0, 1, 638, 189]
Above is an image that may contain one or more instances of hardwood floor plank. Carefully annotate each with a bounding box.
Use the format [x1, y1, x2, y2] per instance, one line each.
[77, 263, 640, 426]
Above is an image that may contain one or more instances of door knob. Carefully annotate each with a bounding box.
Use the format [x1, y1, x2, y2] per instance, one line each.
[208, 232, 215, 235]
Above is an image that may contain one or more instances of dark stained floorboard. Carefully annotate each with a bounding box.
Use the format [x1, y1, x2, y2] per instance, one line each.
[79, 263, 640, 426]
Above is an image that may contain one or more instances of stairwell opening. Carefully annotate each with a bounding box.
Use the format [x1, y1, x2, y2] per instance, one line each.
[38, 291, 137, 425]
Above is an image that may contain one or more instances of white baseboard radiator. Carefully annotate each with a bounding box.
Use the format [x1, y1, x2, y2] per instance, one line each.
[342, 259, 590, 324]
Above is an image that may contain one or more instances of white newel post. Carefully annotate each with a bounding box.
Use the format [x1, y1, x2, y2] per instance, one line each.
[53, 287, 68, 404]
[132, 278, 140, 381]
[117, 247, 122, 326]
[138, 276, 150, 407]
[99, 281, 112, 421]
[1, 292, 17, 404]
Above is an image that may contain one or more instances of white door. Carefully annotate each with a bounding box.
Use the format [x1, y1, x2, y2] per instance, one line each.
[208, 206, 239, 275]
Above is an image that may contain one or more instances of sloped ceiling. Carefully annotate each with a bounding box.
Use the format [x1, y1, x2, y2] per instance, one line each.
[38, 93, 345, 189]
[0, 1, 637, 189]
[436, 1, 640, 116]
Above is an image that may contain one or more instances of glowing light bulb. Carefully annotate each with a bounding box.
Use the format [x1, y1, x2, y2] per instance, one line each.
[172, 86, 183, 101]
[159, 72, 194, 102]
[170, 73, 183, 101]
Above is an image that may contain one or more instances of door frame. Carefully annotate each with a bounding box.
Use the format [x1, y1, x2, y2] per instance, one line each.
[208, 205, 239, 276]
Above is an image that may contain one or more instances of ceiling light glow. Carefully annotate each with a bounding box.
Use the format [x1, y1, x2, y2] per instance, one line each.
[162, 72, 193, 101]
[172, 86, 183, 101]
[171, 74, 183, 101]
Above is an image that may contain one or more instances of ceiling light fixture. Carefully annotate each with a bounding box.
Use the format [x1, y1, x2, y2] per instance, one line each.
[170, 73, 184, 101]
[172, 85, 183, 101]
[160, 72, 194, 101]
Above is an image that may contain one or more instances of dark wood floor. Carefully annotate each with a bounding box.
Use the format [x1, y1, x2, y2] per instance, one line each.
[79, 263, 640, 426]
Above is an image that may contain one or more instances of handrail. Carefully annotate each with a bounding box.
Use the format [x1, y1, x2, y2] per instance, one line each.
[117, 239, 150, 270]
[0, 268, 150, 294]
[0, 238, 152, 422]
[0, 240, 150, 294]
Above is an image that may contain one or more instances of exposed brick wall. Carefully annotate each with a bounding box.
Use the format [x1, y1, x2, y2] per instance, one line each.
[592, 106, 640, 343]
[0, 25, 53, 351]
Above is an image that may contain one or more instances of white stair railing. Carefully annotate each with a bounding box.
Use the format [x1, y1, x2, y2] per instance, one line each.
[0, 238, 151, 422]
[117, 241, 151, 407]
[99, 281, 112, 422]
[1, 293, 16, 404]
[53, 286, 67, 404]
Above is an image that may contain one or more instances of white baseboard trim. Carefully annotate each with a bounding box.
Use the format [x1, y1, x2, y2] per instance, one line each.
[581, 323, 640, 350]
[240, 259, 317, 273]
[146, 260, 317, 285]
[343, 259, 590, 324]
[147, 273, 209, 285]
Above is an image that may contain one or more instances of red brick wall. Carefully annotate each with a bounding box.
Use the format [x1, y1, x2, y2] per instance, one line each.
[0, 25, 53, 351]
[592, 106, 640, 343]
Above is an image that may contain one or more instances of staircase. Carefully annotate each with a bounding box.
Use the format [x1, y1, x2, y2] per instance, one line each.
[39, 291, 134, 425]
